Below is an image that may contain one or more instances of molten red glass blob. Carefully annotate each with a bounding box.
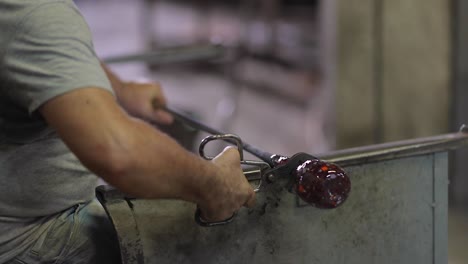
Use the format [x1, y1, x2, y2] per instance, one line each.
[295, 159, 351, 209]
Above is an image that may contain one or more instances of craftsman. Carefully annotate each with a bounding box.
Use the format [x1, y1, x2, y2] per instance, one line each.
[0, 0, 256, 263]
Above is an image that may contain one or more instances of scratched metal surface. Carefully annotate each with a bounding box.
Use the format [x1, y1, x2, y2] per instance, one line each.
[125, 153, 447, 264]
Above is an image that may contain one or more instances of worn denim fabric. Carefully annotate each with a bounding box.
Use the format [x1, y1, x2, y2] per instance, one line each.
[5, 200, 121, 264]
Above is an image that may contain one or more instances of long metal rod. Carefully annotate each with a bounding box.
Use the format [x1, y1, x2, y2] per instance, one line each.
[321, 125, 468, 166]
[164, 106, 274, 164]
[102, 44, 226, 65]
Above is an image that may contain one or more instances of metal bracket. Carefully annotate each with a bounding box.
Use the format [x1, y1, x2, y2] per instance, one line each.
[96, 185, 144, 264]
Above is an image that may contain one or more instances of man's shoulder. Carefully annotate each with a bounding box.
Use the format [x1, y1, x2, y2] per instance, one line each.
[0, 0, 81, 46]
[0, 0, 77, 19]
[0, 0, 75, 10]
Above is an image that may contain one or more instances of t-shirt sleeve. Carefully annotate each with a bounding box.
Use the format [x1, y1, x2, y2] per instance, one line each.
[3, 2, 113, 114]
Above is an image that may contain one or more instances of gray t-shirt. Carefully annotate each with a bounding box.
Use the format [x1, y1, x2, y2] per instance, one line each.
[0, 0, 113, 261]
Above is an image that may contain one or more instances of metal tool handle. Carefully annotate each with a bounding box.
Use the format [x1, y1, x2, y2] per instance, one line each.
[195, 135, 240, 227]
[194, 208, 236, 227]
[199, 134, 245, 160]
[195, 134, 269, 227]
[198, 133, 270, 187]
[196, 134, 240, 226]
[164, 106, 275, 166]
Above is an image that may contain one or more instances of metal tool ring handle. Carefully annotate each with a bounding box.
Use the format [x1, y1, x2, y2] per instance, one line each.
[194, 207, 237, 227]
[198, 134, 244, 160]
[195, 134, 244, 226]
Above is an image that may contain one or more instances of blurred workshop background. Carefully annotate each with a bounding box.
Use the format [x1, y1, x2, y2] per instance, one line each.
[75, 0, 467, 263]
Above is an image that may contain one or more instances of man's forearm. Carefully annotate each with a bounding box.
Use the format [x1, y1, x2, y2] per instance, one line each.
[41, 87, 254, 220]
[106, 115, 216, 204]
[40, 88, 218, 205]
[91, 64, 205, 200]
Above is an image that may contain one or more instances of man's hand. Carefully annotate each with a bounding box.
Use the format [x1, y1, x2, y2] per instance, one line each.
[100, 63, 173, 125]
[116, 81, 173, 125]
[197, 147, 256, 222]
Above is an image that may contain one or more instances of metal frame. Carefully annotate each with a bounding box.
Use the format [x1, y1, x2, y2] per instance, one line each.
[96, 130, 467, 264]
[451, 0, 468, 206]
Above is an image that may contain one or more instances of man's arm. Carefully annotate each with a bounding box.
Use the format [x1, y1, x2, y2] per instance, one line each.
[39, 87, 255, 221]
